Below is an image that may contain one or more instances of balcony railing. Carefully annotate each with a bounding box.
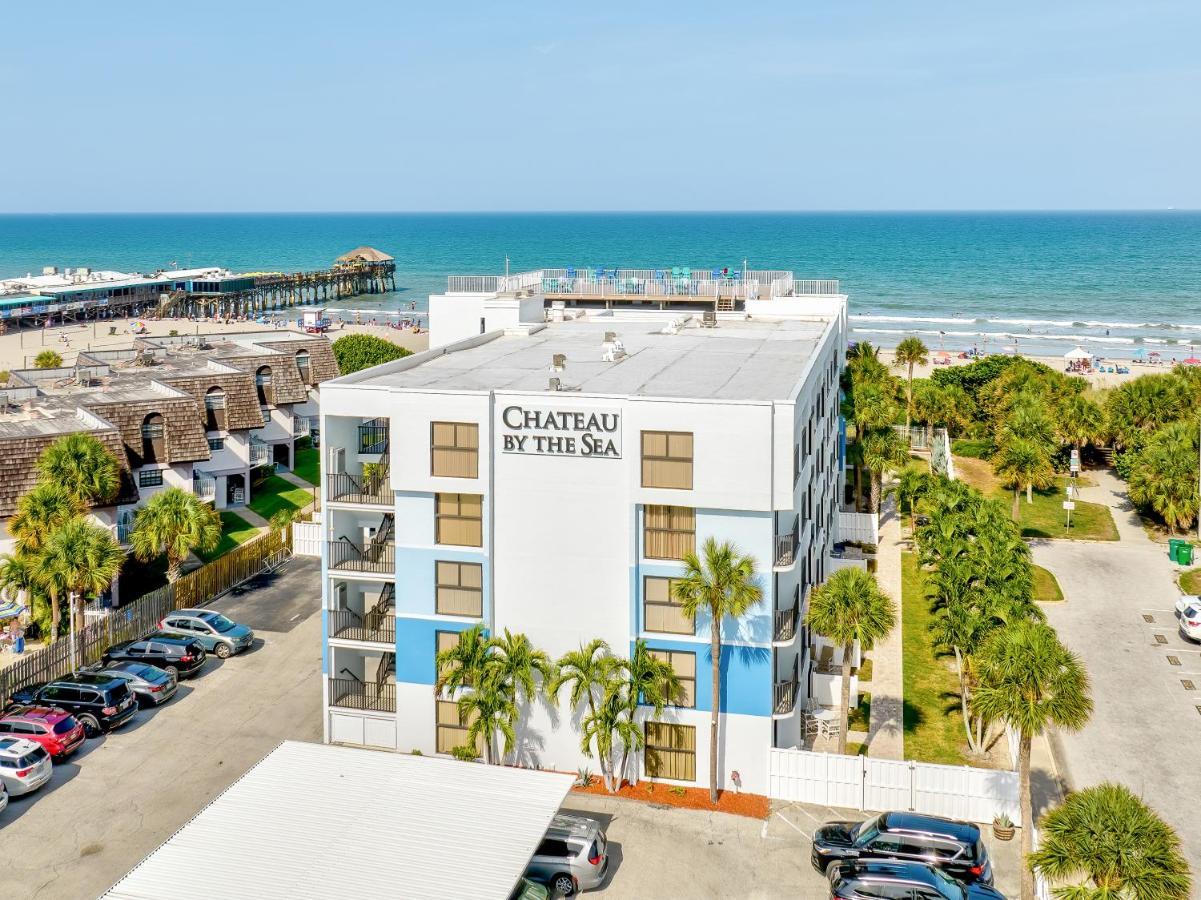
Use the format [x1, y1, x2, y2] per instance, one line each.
[328, 538, 395, 575]
[327, 471, 391, 505]
[773, 674, 798, 717]
[250, 439, 271, 466]
[328, 608, 395, 645]
[774, 601, 799, 645]
[358, 419, 389, 455]
[193, 473, 216, 504]
[328, 677, 396, 713]
[292, 415, 310, 438]
[774, 527, 798, 568]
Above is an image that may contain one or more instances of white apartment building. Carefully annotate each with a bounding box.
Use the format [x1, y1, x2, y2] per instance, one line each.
[320, 268, 847, 795]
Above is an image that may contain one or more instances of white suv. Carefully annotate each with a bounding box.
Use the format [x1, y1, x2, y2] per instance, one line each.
[1180, 604, 1201, 643]
[0, 737, 52, 796]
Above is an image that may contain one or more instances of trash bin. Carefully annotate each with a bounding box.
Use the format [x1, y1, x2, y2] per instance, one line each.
[1180, 543, 1195, 566]
[1169, 538, 1183, 563]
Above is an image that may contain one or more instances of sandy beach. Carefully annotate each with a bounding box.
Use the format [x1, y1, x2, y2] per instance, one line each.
[876, 348, 1164, 388]
[0, 317, 429, 375]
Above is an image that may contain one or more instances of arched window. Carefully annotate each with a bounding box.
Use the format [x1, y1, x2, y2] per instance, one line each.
[141, 412, 165, 463]
[295, 350, 311, 385]
[205, 386, 227, 431]
[256, 365, 274, 405]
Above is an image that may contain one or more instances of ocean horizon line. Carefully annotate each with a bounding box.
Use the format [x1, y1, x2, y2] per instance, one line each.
[0, 208, 1197, 217]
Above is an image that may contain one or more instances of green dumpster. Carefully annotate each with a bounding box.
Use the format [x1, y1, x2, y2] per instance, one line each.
[1180, 543, 1195, 566]
[1169, 538, 1184, 563]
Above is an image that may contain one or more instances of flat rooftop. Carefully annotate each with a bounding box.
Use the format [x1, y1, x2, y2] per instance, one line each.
[355, 316, 832, 401]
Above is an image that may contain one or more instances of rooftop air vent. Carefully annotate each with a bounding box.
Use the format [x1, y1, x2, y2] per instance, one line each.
[601, 333, 626, 362]
[548, 377, 561, 392]
[551, 353, 566, 372]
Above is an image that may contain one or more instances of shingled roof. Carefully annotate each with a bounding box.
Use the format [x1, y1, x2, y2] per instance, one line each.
[335, 246, 393, 264]
[86, 396, 211, 467]
[215, 353, 308, 404]
[0, 424, 137, 518]
[255, 339, 340, 385]
[158, 371, 264, 432]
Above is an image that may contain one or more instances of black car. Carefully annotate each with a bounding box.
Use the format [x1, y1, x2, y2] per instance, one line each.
[829, 860, 1006, 900]
[812, 812, 993, 884]
[102, 633, 207, 678]
[8, 673, 138, 737]
[85, 661, 178, 707]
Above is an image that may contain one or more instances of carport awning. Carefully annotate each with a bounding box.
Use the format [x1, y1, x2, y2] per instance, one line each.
[101, 740, 574, 900]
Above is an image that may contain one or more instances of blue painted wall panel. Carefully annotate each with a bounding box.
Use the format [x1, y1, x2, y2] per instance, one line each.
[634, 637, 771, 717]
[394, 616, 479, 685]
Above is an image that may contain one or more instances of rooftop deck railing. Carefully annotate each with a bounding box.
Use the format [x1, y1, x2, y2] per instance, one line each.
[446, 268, 839, 297]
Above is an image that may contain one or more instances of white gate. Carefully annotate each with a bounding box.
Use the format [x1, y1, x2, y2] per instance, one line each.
[767, 748, 1019, 825]
[837, 512, 879, 545]
[291, 518, 323, 557]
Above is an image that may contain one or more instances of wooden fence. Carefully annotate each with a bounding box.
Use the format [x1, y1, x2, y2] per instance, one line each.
[0, 527, 289, 707]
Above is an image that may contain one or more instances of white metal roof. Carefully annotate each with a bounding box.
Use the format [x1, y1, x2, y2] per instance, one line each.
[101, 740, 575, 900]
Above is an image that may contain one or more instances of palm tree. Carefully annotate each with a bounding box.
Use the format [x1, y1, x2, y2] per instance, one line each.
[1126, 421, 1199, 533]
[39, 516, 124, 632]
[35, 433, 120, 507]
[1056, 393, 1106, 459]
[672, 538, 762, 802]
[0, 553, 48, 638]
[456, 664, 518, 766]
[973, 620, 1092, 900]
[489, 628, 553, 704]
[892, 336, 928, 434]
[1029, 782, 1191, 899]
[578, 685, 636, 793]
[550, 639, 619, 783]
[860, 427, 909, 513]
[434, 622, 491, 694]
[9, 483, 82, 557]
[614, 640, 683, 789]
[893, 467, 930, 536]
[805, 568, 896, 755]
[33, 349, 63, 369]
[128, 487, 221, 583]
[993, 436, 1054, 519]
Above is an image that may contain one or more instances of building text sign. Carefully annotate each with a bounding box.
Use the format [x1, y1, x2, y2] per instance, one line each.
[499, 405, 622, 459]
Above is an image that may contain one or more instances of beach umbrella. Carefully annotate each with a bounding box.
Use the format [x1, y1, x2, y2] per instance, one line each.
[0, 597, 25, 621]
[1063, 346, 1093, 360]
[1183, 357, 1201, 366]
[934, 350, 951, 358]
[1132, 348, 1146, 357]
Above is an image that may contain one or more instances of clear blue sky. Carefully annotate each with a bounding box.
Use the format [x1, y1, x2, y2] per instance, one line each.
[4, 1, 1198, 212]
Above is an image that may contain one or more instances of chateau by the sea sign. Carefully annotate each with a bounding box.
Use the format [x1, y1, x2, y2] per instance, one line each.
[499, 405, 622, 458]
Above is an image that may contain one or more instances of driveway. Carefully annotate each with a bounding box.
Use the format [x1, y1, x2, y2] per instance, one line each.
[0, 557, 323, 899]
[1030, 469, 1201, 866]
[564, 794, 1020, 899]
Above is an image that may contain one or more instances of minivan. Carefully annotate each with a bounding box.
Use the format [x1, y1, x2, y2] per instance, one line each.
[525, 813, 608, 897]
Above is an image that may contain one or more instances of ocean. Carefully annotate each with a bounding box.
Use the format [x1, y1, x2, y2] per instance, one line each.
[2, 212, 1199, 360]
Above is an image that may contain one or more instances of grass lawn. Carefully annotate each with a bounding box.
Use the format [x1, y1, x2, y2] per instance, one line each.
[1032, 564, 1064, 602]
[248, 475, 314, 520]
[1181, 568, 1201, 595]
[857, 657, 874, 682]
[951, 438, 992, 459]
[196, 511, 261, 563]
[293, 446, 319, 486]
[901, 552, 970, 766]
[848, 693, 872, 731]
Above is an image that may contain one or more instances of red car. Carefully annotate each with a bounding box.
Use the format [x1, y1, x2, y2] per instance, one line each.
[0, 706, 86, 760]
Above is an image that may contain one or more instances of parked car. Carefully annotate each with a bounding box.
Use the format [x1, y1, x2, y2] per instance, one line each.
[0, 737, 53, 796]
[812, 812, 994, 884]
[0, 780, 8, 815]
[507, 878, 550, 900]
[86, 661, 178, 707]
[525, 813, 609, 897]
[1175, 594, 1200, 617]
[828, 859, 1006, 899]
[159, 609, 255, 658]
[8, 673, 138, 737]
[1179, 604, 1201, 643]
[0, 706, 85, 760]
[102, 634, 207, 678]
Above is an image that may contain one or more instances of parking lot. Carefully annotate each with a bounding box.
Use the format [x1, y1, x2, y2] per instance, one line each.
[564, 793, 1021, 899]
[0, 558, 323, 900]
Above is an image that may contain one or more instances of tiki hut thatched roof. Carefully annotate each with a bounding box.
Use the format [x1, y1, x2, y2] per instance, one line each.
[335, 246, 393, 264]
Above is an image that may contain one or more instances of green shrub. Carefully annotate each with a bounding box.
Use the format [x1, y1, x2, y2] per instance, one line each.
[332, 334, 412, 375]
[34, 350, 63, 369]
[1113, 448, 1139, 481]
[951, 438, 992, 459]
[451, 744, 481, 762]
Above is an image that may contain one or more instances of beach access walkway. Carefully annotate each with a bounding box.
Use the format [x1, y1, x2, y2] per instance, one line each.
[866, 496, 905, 760]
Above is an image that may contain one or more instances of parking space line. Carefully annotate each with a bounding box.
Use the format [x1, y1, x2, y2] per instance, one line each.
[794, 805, 826, 826]
[775, 811, 811, 840]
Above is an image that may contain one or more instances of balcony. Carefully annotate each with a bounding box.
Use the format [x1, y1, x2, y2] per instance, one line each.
[358, 418, 389, 455]
[328, 538, 395, 575]
[292, 415, 311, 438]
[774, 524, 798, 569]
[328, 677, 396, 713]
[773, 598, 799, 647]
[250, 438, 271, 467]
[327, 470, 391, 505]
[328, 608, 395, 645]
[193, 471, 216, 504]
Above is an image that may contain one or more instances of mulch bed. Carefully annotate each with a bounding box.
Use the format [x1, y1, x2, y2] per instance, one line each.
[570, 778, 770, 819]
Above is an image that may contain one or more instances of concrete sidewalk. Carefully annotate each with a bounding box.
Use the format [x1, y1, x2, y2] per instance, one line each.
[866, 496, 904, 760]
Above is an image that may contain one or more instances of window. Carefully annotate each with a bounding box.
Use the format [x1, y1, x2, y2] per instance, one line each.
[260, 405, 271, 425]
[295, 350, 311, 384]
[204, 387, 227, 431]
[641, 431, 693, 489]
[256, 366, 274, 405]
[643, 576, 693, 635]
[648, 649, 696, 707]
[139, 468, 164, 487]
[436, 630, 471, 687]
[534, 838, 571, 859]
[141, 413, 165, 464]
[435, 493, 483, 547]
[431, 422, 479, 478]
[436, 699, 479, 755]
[207, 437, 224, 451]
[643, 505, 694, 560]
[644, 722, 695, 781]
[435, 561, 483, 617]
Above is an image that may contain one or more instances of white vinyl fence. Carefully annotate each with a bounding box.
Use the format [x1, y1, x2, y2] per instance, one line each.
[837, 511, 879, 545]
[767, 748, 1019, 825]
[291, 514, 323, 558]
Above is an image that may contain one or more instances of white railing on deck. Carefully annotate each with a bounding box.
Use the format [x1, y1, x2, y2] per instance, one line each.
[838, 511, 879, 545]
[447, 275, 501, 292]
[193, 472, 216, 503]
[250, 439, 270, 467]
[498, 270, 543, 292]
[292, 415, 310, 438]
[446, 269, 839, 297]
